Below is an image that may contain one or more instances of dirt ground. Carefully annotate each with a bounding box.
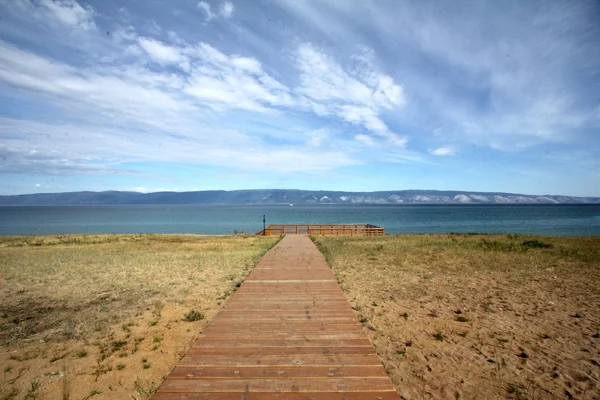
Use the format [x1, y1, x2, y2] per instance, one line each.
[0, 234, 279, 400]
[312, 234, 600, 400]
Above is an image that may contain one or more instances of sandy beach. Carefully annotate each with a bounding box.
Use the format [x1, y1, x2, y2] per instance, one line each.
[313, 234, 600, 399]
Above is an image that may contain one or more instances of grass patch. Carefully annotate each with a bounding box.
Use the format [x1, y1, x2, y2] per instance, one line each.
[111, 340, 127, 352]
[24, 380, 41, 399]
[521, 240, 553, 249]
[308, 236, 333, 267]
[0, 234, 278, 344]
[0, 234, 279, 399]
[74, 349, 88, 358]
[133, 379, 156, 398]
[183, 310, 204, 322]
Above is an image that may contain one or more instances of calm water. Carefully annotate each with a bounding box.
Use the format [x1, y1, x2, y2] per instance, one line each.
[0, 204, 599, 236]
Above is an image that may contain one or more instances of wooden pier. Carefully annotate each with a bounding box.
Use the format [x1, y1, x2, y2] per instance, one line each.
[151, 235, 399, 399]
[257, 224, 384, 236]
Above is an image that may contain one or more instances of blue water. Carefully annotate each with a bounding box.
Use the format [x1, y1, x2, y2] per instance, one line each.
[0, 204, 599, 236]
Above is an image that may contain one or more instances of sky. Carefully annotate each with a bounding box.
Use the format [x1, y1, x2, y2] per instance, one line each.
[0, 0, 599, 196]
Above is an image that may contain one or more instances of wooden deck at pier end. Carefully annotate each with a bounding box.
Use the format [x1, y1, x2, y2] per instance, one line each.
[151, 235, 399, 399]
[257, 224, 384, 236]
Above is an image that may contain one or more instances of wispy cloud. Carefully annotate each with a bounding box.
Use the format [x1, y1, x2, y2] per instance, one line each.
[197, 1, 235, 21]
[430, 146, 456, 157]
[295, 43, 406, 147]
[197, 2, 214, 21]
[0, 0, 598, 196]
[278, 1, 600, 150]
[220, 1, 235, 19]
[13, 0, 97, 31]
[138, 37, 186, 66]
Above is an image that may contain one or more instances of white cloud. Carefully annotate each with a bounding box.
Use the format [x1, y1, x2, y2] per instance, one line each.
[184, 43, 293, 112]
[355, 134, 376, 147]
[430, 146, 457, 156]
[1, 0, 598, 196]
[0, 116, 360, 175]
[220, 1, 235, 18]
[36, 0, 96, 31]
[0, 40, 199, 132]
[197, 1, 234, 21]
[0, 15, 416, 179]
[278, 1, 600, 152]
[385, 133, 409, 148]
[35, 183, 40, 187]
[197, 1, 214, 21]
[3, 0, 96, 33]
[337, 106, 387, 133]
[138, 37, 186, 66]
[231, 57, 262, 73]
[295, 43, 406, 145]
[306, 128, 328, 147]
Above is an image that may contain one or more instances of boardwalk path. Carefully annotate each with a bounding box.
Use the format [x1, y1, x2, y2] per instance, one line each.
[152, 235, 400, 399]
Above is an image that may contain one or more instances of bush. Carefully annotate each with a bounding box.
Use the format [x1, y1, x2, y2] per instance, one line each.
[521, 240, 553, 249]
[184, 310, 204, 322]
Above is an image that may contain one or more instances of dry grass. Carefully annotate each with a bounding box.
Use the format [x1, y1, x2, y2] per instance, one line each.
[312, 234, 600, 400]
[0, 234, 279, 399]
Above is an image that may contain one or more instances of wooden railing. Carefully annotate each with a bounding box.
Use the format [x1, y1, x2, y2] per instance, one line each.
[257, 224, 384, 236]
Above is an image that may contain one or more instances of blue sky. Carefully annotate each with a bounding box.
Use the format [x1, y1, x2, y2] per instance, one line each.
[0, 0, 599, 196]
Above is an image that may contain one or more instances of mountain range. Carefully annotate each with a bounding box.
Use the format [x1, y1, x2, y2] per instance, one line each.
[1, 190, 598, 205]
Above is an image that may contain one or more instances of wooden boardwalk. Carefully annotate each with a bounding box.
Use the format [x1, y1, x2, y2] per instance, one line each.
[151, 235, 400, 400]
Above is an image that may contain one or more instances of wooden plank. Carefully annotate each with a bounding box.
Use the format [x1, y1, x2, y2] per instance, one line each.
[150, 235, 398, 399]
[167, 365, 388, 379]
[178, 355, 383, 367]
[200, 333, 367, 340]
[207, 323, 363, 329]
[185, 347, 375, 356]
[157, 377, 395, 392]
[191, 339, 373, 348]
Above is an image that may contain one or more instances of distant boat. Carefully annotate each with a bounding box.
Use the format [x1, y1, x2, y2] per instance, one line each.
[289, 204, 294, 207]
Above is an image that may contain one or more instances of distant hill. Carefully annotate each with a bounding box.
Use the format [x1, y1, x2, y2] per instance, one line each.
[0, 189, 599, 205]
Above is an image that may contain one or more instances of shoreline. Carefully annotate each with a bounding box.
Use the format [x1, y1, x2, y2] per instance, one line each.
[1, 232, 600, 239]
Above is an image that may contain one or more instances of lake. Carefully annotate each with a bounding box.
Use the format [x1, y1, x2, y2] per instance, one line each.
[0, 204, 599, 236]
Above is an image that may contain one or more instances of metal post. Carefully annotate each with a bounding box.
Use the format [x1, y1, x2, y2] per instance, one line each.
[263, 215, 266, 236]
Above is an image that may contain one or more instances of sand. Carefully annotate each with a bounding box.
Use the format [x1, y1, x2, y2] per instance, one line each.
[313, 234, 600, 399]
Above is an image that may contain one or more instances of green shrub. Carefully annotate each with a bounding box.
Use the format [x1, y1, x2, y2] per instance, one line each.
[521, 240, 552, 249]
[184, 310, 204, 322]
